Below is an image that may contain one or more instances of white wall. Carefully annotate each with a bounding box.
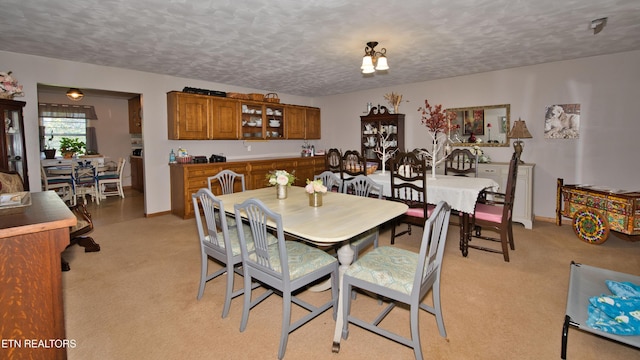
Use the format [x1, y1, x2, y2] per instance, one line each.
[0, 50, 317, 215]
[316, 50, 640, 221]
[2, 49, 638, 220]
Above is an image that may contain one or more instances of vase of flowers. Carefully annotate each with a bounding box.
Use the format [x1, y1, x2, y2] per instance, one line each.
[305, 179, 327, 207]
[418, 99, 457, 179]
[0, 71, 24, 99]
[267, 170, 296, 199]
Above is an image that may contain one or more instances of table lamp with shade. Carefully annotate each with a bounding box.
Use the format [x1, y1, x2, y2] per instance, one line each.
[508, 118, 533, 163]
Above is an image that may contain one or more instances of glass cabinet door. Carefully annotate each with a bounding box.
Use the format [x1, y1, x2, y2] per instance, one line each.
[1, 99, 28, 189]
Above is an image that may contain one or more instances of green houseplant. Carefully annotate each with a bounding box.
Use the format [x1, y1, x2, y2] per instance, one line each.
[59, 137, 86, 158]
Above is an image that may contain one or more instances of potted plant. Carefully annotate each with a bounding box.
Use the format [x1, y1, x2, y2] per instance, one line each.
[43, 130, 56, 159]
[59, 137, 86, 158]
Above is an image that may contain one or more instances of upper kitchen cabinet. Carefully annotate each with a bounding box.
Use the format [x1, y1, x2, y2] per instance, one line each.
[167, 91, 240, 140]
[168, 92, 209, 139]
[167, 91, 320, 140]
[211, 98, 240, 139]
[305, 107, 321, 139]
[128, 95, 142, 134]
[284, 105, 306, 139]
[284, 105, 321, 140]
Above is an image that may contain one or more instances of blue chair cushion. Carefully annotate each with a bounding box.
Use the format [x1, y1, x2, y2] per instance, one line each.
[345, 246, 418, 295]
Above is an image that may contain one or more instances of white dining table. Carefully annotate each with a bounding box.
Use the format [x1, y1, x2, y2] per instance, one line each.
[216, 186, 408, 353]
[367, 171, 500, 256]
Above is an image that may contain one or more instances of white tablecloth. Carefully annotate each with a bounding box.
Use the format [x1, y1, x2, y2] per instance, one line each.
[368, 171, 499, 214]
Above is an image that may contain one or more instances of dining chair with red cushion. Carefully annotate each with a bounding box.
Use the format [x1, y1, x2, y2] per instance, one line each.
[468, 152, 519, 261]
[389, 152, 433, 244]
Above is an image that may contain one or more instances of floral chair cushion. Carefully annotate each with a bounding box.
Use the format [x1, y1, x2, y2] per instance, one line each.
[345, 246, 418, 295]
[204, 224, 277, 256]
[251, 241, 337, 280]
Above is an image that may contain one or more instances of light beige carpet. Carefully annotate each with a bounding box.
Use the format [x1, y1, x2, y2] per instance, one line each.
[62, 194, 640, 359]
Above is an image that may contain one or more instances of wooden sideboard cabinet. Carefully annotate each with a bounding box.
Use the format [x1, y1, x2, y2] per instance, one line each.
[170, 156, 324, 219]
[0, 192, 76, 360]
[477, 162, 535, 229]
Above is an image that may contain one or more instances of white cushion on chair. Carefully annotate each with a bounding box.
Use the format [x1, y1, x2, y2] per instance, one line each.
[345, 246, 418, 295]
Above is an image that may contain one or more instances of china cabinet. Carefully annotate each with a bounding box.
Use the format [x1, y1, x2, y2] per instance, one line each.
[0, 98, 29, 189]
[360, 105, 404, 168]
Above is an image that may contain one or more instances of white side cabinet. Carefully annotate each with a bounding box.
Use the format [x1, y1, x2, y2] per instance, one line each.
[477, 162, 535, 229]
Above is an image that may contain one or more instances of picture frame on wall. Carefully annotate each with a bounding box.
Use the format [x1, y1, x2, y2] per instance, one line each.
[464, 109, 484, 135]
[544, 103, 580, 139]
[499, 116, 507, 133]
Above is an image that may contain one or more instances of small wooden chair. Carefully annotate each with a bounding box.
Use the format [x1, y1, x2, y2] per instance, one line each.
[444, 148, 478, 177]
[62, 202, 101, 271]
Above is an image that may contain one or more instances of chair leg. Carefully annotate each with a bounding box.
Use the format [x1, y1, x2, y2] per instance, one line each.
[279, 291, 292, 360]
[432, 278, 447, 338]
[74, 236, 100, 252]
[390, 221, 397, 245]
[221, 263, 235, 318]
[500, 227, 510, 262]
[197, 253, 207, 300]
[410, 303, 423, 360]
[240, 271, 252, 332]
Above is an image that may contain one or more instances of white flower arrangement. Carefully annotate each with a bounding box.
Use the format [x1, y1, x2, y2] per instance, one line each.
[305, 179, 327, 194]
[267, 170, 295, 186]
[0, 71, 24, 98]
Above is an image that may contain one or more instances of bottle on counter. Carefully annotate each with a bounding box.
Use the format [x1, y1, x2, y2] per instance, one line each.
[169, 149, 176, 164]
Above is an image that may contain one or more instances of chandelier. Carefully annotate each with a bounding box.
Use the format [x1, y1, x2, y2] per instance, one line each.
[360, 41, 389, 74]
[66, 88, 84, 101]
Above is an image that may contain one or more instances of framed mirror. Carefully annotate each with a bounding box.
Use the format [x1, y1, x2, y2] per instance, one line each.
[446, 104, 510, 147]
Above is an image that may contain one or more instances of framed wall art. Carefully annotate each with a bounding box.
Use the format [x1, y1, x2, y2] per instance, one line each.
[464, 109, 484, 135]
[544, 104, 580, 139]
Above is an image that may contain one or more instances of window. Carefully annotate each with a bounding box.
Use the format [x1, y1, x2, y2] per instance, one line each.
[38, 103, 99, 153]
[42, 117, 87, 151]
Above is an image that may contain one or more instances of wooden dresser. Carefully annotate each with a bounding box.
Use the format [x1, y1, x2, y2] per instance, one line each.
[170, 156, 325, 219]
[0, 191, 76, 359]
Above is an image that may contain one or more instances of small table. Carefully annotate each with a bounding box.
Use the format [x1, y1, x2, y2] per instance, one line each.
[217, 186, 408, 353]
[368, 171, 499, 255]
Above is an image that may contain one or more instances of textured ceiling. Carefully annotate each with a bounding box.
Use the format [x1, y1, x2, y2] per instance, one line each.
[1, 0, 640, 97]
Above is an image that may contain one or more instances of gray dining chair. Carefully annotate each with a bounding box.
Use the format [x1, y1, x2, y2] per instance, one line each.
[341, 201, 452, 360]
[191, 188, 276, 318]
[208, 169, 246, 195]
[341, 174, 383, 259]
[234, 198, 339, 360]
[314, 170, 343, 192]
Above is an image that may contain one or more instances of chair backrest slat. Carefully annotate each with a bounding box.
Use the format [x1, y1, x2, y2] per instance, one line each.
[444, 148, 478, 177]
[389, 152, 428, 210]
[208, 169, 246, 195]
[342, 174, 382, 199]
